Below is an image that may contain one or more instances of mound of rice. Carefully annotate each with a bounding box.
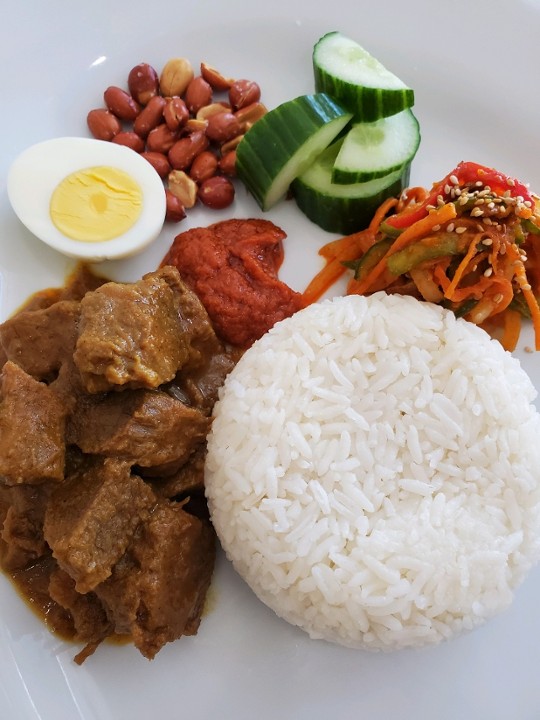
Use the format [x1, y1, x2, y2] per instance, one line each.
[205, 292, 540, 650]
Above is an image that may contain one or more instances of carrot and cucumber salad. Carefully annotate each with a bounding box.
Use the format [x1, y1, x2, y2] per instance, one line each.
[302, 161, 540, 351]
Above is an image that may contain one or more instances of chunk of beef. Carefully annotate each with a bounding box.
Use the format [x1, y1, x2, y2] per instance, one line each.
[96, 500, 215, 659]
[169, 349, 238, 415]
[48, 355, 89, 416]
[0, 484, 50, 570]
[0, 301, 80, 382]
[44, 458, 155, 593]
[73, 270, 189, 393]
[159, 265, 223, 369]
[160, 265, 238, 412]
[48, 566, 113, 664]
[149, 445, 205, 499]
[0, 361, 66, 484]
[68, 389, 210, 472]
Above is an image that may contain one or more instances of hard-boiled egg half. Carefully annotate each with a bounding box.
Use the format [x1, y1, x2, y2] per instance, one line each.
[7, 137, 166, 261]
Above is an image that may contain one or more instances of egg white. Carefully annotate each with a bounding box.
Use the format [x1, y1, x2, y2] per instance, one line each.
[7, 137, 166, 261]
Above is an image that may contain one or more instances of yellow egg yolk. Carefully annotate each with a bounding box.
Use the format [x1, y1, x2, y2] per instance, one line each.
[49, 166, 142, 242]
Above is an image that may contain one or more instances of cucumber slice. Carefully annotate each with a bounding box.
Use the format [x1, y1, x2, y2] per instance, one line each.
[291, 139, 410, 235]
[313, 31, 414, 121]
[235, 93, 352, 211]
[332, 109, 420, 184]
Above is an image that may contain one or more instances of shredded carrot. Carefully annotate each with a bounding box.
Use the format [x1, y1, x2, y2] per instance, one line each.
[348, 203, 457, 296]
[443, 234, 481, 300]
[500, 309, 522, 352]
[302, 197, 399, 305]
[508, 249, 540, 350]
[302, 256, 348, 305]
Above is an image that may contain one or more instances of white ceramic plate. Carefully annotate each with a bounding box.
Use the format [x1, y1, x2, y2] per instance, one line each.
[1, 1, 540, 718]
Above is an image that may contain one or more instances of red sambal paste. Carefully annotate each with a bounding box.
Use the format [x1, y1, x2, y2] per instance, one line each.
[160, 218, 305, 348]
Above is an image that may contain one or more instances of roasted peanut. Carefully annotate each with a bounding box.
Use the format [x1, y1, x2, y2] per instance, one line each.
[128, 62, 160, 105]
[146, 123, 178, 153]
[184, 76, 213, 114]
[168, 131, 209, 170]
[87, 108, 121, 140]
[103, 86, 141, 121]
[235, 102, 268, 131]
[200, 62, 234, 90]
[168, 170, 198, 209]
[160, 57, 194, 97]
[163, 96, 189, 131]
[205, 112, 242, 143]
[196, 102, 230, 122]
[112, 131, 145, 152]
[219, 149, 237, 177]
[198, 175, 235, 209]
[133, 95, 166, 138]
[229, 79, 261, 111]
[141, 151, 171, 178]
[165, 189, 187, 222]
[189, 151, 218, 183]
[184, 118, 208, 134]
[220, 133, 244, 154]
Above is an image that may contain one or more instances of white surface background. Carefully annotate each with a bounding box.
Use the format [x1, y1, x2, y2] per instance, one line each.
[1, 1, 539, 718]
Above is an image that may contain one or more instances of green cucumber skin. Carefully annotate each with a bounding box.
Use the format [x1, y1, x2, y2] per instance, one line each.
[235, 94, 352, 211]
[313, 32, 414, 122]
[292, 164, 411, 235]
[332, 110, 420, 184]
[314, 67, 415, 122]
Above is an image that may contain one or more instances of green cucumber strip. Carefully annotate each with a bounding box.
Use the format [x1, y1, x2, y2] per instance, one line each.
[332, 109, 420, 184]
[291, 139, 410, 235]
[235, 93, 352, 211]
[386, 232, 467, 276]
[344, 237, 393, 280]
[313, 31, 414, 121]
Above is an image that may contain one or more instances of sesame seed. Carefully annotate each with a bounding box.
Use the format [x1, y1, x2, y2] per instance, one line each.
[471, 207, 484, 217]
[522, 283, 532, 291]
[444, 184, 451, 194]
[493, 293, 503, 303]
[482, 238, 493, 246]
[449, 174, 459, 185]
[455, 226, 466, 234]
[447, 223, 455, 232]
[475, 180, 483, 187]
[507, 178, 515, 187]
[432, 224, 441, 231]
[524, 200, 532, 207]
[484, 267, 493, 277]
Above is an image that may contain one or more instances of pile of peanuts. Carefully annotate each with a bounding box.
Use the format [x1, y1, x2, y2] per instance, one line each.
[86, 58, 266, 221]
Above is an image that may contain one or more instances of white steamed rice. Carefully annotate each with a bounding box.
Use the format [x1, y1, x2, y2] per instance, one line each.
[204, 292, 540, 650]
